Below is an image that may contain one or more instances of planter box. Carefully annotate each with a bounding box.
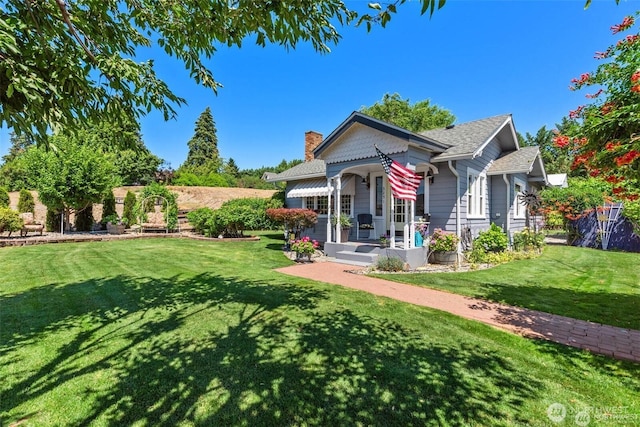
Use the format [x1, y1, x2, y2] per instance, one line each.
[432, 251, 457, 265]
[107, 223, 126, 235]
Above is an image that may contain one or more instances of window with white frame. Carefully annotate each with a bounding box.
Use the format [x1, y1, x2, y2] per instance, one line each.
[467, 168, 487, 218]
[340, 194, 353, 217]
[303, 196, 328, 215]
[514, 179, 526, 219]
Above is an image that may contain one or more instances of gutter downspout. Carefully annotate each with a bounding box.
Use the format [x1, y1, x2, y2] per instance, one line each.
[448, 161, 461, 257]
[326, 177, 332, 243]
[502, 174, 511, 246]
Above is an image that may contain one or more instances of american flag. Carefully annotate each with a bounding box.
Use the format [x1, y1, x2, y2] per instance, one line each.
[375, 146, 422, 201]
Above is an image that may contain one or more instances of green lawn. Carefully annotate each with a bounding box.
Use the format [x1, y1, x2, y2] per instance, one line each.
[1, 235, 639, 426]
[371, 245, 640, 330]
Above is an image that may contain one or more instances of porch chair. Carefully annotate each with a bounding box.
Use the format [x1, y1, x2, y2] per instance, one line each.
[356, 213, 377, 240]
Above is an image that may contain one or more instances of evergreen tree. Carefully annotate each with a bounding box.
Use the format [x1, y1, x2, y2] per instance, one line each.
[17, 189, 35, 214]
[183, 107, 220, 172]
[122, 191, 137, 227]
[102, 191, 117, 221]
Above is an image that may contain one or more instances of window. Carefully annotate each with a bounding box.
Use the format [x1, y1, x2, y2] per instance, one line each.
[375, 176, 383, 216]
[303, 196, 328, 215]
[467, 168, 486, 218]
[340, 194, 352, 217]
[514, 179, 526, 219]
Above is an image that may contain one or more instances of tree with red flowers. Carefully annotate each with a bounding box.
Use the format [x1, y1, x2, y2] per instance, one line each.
[554, 13, 640, 202]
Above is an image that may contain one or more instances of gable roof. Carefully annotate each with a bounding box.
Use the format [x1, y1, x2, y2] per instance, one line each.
[424, 115, 516, 162]
[314, 111, 449, 159]
[263, 159, 326, 183]
[487, 146, 547, 181]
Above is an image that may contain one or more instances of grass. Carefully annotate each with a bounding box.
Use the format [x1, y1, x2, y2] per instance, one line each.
[1, 234, 639, 426]
[371, 244, 640, 330]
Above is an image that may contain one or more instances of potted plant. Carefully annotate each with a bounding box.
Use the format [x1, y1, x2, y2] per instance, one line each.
[290, 236, 320, 262]
[331, 213, 353, 242]
[104, 214, 127, 234]
[429, 228, 460, 264]
[379, 233, 390, 247]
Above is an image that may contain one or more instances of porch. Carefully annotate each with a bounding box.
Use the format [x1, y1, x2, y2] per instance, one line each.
[324, 239, 429, 269]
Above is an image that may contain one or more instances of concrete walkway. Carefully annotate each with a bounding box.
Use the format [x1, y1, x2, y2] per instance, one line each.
[276, 262, 640, 363]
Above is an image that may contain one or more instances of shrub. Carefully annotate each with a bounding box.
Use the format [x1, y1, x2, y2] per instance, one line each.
[17, 189, 35, 214]
[622, 199, 640, 236]
[376, 256, 405, 272]
[429, 228, 459, 252]
[0, 187, 9, 208]
[474, 223, 508, 253]
[122, 191, 137, 227]
[512, 228, 545, 252]
[0, 207, 22, 234]
[467, 246, 515, 265]
[187, 207, 216, 236]
[75, 206, 94, 231]
[101, 191, 116, 222]
[266, 208, 318, 240]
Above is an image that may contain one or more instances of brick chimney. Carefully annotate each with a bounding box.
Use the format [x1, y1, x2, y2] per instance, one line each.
[304, 131, 323, 162]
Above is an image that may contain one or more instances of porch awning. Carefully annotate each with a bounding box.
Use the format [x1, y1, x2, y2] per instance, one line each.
[286, 176, 355, 198]
[287, 179, 329, 198]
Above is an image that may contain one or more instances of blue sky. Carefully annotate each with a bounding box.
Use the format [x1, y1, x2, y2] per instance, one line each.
[1, 0, 638, 170]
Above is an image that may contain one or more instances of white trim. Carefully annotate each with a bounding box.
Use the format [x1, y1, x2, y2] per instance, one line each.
[514, 178, 526, 219]
[466, 167, 487, 219]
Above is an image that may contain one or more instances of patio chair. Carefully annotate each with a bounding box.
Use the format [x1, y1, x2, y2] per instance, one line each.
[356, 213, 377, 240]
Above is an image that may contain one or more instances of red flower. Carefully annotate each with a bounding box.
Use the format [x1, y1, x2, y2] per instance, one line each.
[554, 135, 570, 148]
[605, 141, 620, 151]
[613, 187, 625, 195]
[586, 89, 603, 99]
[611, 16, 634, 34]
[615, 150, 640, 167]
[601, 102, 615, 115]
[632, 85, 640, 93]
[605, 175, 623, 184]
[589, 169, 601, 177]
[632, 71, 640, 82]
[570, 73, 591, 86]
[569, 105, 584, 119]
[594, 51, 609, 59]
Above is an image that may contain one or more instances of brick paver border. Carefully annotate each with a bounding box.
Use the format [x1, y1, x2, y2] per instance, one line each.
[276, 262, 640, 363]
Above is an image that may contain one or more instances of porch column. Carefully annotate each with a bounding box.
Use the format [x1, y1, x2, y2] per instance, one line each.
[403, 199, 410, 249]
[335, 175, 342, 243]
[326, 177, 332, 243]
[390, 198, 396, 248]
[409, 199, 416, 248]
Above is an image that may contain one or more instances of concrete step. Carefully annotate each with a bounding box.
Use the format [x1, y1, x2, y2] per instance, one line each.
[335, 250, 379, 266]
[330, 258, 373, 267]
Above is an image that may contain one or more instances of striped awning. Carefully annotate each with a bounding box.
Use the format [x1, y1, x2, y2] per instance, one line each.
[286, 176, 355, 198]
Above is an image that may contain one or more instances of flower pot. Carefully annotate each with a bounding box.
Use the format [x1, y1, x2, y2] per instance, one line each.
[340, 227, 349, 242]
[107, 223, 126, 235]
[432, 251, 457, 265]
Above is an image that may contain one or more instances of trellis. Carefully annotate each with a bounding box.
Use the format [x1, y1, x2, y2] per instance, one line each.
[597, 203, 622, 250]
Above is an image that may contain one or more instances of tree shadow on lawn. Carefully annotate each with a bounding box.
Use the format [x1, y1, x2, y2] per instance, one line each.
[471, 282, 640, 331]
[3, 273, 542, 425]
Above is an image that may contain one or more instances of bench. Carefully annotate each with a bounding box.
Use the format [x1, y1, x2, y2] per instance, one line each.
[140, 211, 167, 233]
[20, 212, 44, 237]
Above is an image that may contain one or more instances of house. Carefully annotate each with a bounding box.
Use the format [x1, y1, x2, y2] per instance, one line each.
[265, 112, 548, 267]
[547, 173, 568, 188]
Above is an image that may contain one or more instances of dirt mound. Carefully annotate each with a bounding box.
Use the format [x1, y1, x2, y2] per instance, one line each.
[9, 186, 278, 224]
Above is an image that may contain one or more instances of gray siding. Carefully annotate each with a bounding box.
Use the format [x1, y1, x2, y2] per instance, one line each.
[428, 165, 458, 232]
